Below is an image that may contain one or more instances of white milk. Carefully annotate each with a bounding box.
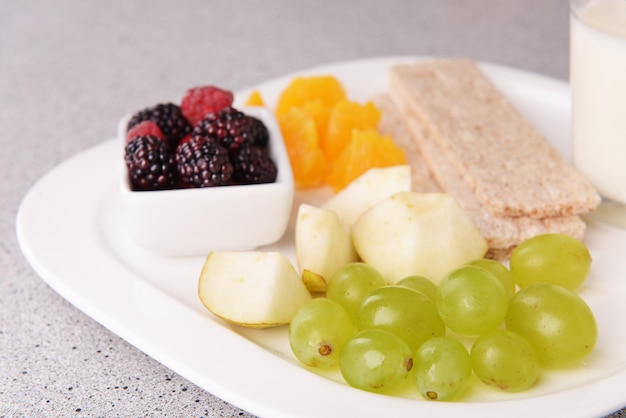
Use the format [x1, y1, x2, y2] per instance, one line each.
[570, 0, 626, 204]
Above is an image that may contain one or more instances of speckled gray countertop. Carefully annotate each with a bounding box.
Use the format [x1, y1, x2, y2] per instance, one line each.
[1, 1, 624, 417]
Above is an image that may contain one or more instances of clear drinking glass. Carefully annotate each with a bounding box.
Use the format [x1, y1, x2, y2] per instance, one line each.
[570, 0, 626, 227]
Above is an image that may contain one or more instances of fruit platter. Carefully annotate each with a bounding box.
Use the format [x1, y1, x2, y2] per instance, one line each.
[16, 56, 626, 418]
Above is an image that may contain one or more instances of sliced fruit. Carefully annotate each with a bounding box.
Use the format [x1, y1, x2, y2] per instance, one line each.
[244, 89, 265, 106]
[323, 165, 412, 227]
[351, 192, 488, 284]
[326, 129, 408, 192]
[198, 251, 312, 328]
[275, 75, 346, 118]
[323, 98, 382, 160]
[295, 203, 358, 291]
[278, 107, 328, 188]
[299, 99, 333, 144]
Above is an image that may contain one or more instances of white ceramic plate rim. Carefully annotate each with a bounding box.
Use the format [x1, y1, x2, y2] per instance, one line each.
[16, 56, 626, 418]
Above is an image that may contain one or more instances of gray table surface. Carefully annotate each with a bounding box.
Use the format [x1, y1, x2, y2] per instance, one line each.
[2, 0, 624, 417]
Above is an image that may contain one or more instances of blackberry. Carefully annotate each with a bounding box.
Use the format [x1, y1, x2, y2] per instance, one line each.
[193, 107, 269, 153]
[175, 135, 233, 187]
[124, 135, 176, 191]
[127, 103, 192, 149]
[247, 115, 269, 148]
[232, 144, 278, 185]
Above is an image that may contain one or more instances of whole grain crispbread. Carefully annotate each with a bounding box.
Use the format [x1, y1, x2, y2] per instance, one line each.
[376, 93, 586, 260]
[389, 58, 600, 219]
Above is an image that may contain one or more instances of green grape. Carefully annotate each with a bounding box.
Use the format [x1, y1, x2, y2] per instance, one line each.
[466, 258, 516, 298]
[395, 275, 437, 301]
[471, 329, 540, 392]
[356, 285, 445, 352]
[510, 233, 592, 290]
[289, 298, 356, 368]
[435, 265, 508, 336]
[505, 283, 597, 368]
[327, 262, 386, 320]
[412, 336, 471, 401]
[339, 329, 413, 393]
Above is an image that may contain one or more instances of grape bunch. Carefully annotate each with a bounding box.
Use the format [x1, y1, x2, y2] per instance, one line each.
[288, 233, 598, 400]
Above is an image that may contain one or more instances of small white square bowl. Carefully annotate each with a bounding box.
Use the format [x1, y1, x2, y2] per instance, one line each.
[118, 106, 294, 257]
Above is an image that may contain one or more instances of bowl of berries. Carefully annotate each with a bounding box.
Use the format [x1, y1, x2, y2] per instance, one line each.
[119, 86, 294, 257]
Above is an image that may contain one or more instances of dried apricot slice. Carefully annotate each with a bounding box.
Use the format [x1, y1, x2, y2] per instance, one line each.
[326, 129, 408, 192]
[278, 107, 327, 188]
[323, 99, 382, 160]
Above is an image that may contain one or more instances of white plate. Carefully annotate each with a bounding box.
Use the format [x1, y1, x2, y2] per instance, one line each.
[16, 56, 626, 418]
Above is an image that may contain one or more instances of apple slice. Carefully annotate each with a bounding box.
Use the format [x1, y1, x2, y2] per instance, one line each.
[198, 251, 312, 328]
[351, 192, 488, 284]
[295, 203, 358, 292]
[323, 165, 411, 227]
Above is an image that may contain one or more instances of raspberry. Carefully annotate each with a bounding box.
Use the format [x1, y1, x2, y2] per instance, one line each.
[232, 144, 278, 184]
[193, 107, 269, 154]
[181, 86, 234, 126]
[127, 103, 192, 150]
[125, 120, 164, 143]
[175, 135, 233, 187]
[124, 135, 176, 191]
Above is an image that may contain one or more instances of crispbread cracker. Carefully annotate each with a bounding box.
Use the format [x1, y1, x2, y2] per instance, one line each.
[390, 58, 600, 219]
[375, 94, 441, 193]
[376, 93, 586, 260]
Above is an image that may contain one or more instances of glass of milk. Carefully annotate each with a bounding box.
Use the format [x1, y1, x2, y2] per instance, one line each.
[570, 0, 626, 227]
